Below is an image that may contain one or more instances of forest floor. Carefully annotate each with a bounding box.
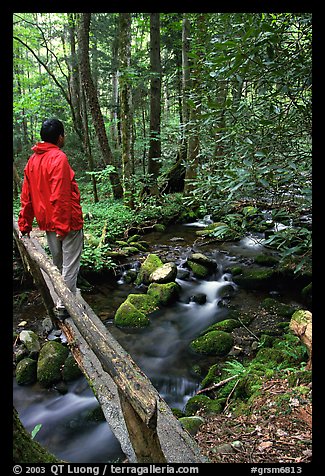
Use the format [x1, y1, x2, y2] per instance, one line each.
[192, 302, 313, 464]
[194, 376, 312, 464]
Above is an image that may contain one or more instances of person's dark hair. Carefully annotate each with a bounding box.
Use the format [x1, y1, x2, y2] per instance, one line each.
[40, 118, 64, 144]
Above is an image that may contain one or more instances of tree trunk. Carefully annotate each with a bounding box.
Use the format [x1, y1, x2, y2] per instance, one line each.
[180, 14, 190, 164]
[290, 310, 312, 370]
[66, 13, 84, 142]
[119, 13, 134, 208]
[13, 407, 61, 463]
[184, 14, 205, 195]
[147, 13, 162, 195]
[77, 13, 123, 199]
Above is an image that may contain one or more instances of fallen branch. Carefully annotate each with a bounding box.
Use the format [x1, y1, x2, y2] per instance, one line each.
[196, 374, 239, 395]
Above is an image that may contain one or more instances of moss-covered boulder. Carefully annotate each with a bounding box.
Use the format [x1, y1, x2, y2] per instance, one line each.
[147, 282, 180, 306]
[16, 357, 37, 385]
[203, 318, 241, 334]
[114, 300, 150, 328]
[37, 341, 69, 388]
[233, 267, 277, 290]
[184, 394, 224, 416]
[135, 254, 164, 285]
[186, 261, 209, 278]
[19, 330, 40, 358]
[149, 262, 178, 284]
[254, 254, 279, 267]
[190, 330, 234, 356]
[179, 416, 205, 435]
[188, 253, 218, 270]
[62, 353, 82, 382]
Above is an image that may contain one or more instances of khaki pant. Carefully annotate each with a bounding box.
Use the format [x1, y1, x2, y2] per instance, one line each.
[46, 229, 83, 294]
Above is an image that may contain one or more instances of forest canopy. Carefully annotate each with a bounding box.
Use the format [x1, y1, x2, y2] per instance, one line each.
[13, 12, 312, 272]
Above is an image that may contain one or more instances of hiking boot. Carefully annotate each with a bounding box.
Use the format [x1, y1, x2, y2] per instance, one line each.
[54, 299, 69, 321]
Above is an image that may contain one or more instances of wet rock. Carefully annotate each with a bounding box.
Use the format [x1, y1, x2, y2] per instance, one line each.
[147, 282, 181, 306]
[149, 262, 178, 284]
[179, 416, 205, 435]
[16, 357, 37, 385]
[114, 300, 150, 328]
[19, 330, 40, 358]
[177, 267, 190, 280]
[135, 254, 164, 285]
[189, 293, 207, 305]
[37, 341, 69, 387]
[190, 330, 234, 356]
[62, 353, 82, 382]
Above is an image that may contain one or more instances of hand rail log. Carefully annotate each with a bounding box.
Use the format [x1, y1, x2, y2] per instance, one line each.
[13, 218, 208, 463]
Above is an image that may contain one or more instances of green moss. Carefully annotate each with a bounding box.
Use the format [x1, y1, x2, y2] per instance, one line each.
[37, 341, 69, 388]
[114, 300, 150, 328]
[62, 353, 82, 382]
[254, 254, 279, 266]
[127, 293, 159, 314]
[190, 330, 234, 356]
[179, 416, 205, 435]
[233, 268, 276, 290]
[16, 358, 37, 385]
[200, 363, 221, 389]
[204, 318, 240, 333]
[186, 261, 209, 278]
[147, 282, 180, 305]
[261, 298, 296, 318]
[287, 370, 312, 387]
[135, 254, 164, 285]
[185, 395, 225, 416]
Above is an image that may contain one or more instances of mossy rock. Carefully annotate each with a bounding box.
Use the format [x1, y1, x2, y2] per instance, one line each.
[16, 357, 37, 385]
[127, 293, 159, 314]
[186, 260, 209, 278]
[37, 341, 69, 388]
[62, 353, 82, 382]
[184, 395, 224, 416]
[153, 224, 166, 232]
[233, 268, 277, 290]
[149, 262, 178, 284]
[147, 282, 180, 306]
[234, 374, 263, 401]
[114, 300, 150, 328]
[254, 254, 279, 267]
[190, 330, 234, 356]
[179, 416, 205, 435]
[229, 266, 243, 276]
[200, 363, 222, 389]
[19, 330, 40, 358]
[204, 318, 241, 334]
[188, 253, 218, 270]
[135, 254, 164, 285]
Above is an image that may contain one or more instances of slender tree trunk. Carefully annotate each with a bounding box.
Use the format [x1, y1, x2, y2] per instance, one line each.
[147, 13, 162, 195]
[77, 13, 123, 199]
[111, 17, 120, 149]
[79, 69, 99, 203]
[119, 13, 134, 208]
[184, 14, 204, 195]
[67, 13, 84, 141]
[181, 14, 190, 164]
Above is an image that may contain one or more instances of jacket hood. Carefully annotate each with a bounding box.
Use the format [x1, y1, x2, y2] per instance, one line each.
[31, 142, 60, 154]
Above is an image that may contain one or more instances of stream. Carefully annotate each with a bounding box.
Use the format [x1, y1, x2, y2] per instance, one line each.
[13, 219, 304, 463]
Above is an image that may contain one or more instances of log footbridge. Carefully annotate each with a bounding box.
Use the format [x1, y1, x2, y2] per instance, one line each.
[13, 219, 208, 464]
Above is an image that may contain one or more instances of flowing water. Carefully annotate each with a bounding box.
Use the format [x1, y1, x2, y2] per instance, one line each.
[13, 218, 300, 463]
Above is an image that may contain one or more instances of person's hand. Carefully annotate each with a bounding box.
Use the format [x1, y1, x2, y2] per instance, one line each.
[56, 233, 64, 241]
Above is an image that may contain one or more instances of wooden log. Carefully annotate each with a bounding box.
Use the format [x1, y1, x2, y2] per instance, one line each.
[13, 218, 208, 463]
[290, 309, 312, 370]
[13, 219, 163, 461]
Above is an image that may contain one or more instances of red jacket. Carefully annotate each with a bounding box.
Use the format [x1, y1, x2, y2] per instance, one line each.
[18, 142, 83, 238]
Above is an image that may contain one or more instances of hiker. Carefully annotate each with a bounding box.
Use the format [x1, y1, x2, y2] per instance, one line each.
[18, 118, 84, 313]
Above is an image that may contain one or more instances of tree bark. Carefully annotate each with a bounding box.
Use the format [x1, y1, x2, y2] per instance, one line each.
[77, 13, 123, 199]
[119, 13, 134, 208]
[147, 13, 162, 195]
